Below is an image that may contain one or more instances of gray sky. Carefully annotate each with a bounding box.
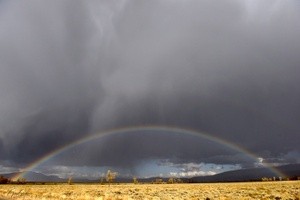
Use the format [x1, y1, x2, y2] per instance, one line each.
[0, 0, 299, 177]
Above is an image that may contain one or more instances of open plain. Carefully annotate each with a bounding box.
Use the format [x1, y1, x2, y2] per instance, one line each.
[0, 181, 299, 200]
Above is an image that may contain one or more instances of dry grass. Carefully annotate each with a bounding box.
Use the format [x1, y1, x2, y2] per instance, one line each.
[0, 181, 299, 200]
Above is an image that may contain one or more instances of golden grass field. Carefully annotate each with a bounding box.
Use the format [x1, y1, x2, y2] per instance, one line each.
[0, 181, 299, 200]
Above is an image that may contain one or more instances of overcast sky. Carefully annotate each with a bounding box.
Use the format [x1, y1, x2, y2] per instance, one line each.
[0, 0, 299, 178]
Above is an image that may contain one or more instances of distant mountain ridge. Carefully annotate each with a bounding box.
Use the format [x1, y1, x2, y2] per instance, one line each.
[1, 164, 299, 183]
[191, 163, 300, 182]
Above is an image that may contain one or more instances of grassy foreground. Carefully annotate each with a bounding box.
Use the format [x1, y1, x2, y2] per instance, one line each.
[0, 181, 299, 200]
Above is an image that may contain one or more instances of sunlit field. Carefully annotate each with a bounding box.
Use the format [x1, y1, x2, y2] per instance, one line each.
[0, 181, 299, 200]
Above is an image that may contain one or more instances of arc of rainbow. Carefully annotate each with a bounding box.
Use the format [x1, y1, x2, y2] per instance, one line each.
[13, 125, 286, 180]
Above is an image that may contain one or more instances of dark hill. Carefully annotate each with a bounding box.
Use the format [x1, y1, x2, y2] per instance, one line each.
[191, 164, 300, 182]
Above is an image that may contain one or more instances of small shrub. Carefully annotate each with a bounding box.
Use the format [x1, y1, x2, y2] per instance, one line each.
[0, 176, 9, 184]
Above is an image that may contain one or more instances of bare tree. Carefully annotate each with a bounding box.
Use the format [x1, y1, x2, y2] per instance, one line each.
[100, 176, 104, 185]
[68, 177, 73, 185]
[133, 177, 138, 184]
[106, 170, 117, 185]
[168, 177, 175, 184]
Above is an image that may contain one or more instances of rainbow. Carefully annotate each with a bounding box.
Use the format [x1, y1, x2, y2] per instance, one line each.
[13, 125, 286, 180]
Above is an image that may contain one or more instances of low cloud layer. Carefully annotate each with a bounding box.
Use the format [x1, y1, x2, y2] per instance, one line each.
[0, 0, 299, 174]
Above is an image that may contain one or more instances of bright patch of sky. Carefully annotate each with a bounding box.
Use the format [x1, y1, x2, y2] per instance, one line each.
[135, 159, 241, 178]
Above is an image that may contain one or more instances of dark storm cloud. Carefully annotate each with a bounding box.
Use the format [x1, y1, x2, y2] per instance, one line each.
[0, 0, 105, 163]
[47, 131, 243, 168]
[0, 0, 299, 171]
[92, 0, 300, 163]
